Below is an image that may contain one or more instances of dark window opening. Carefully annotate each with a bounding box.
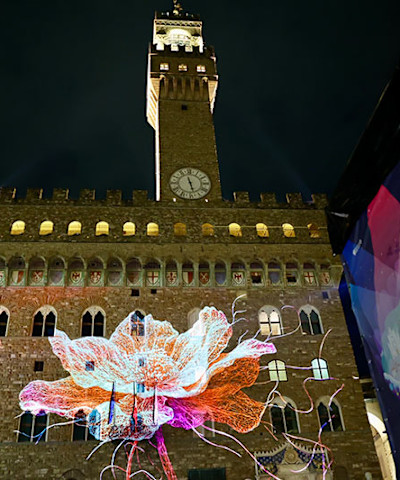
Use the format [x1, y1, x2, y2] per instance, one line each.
[0, 311, 9, 336]
[131, 289, 140, 297]
[150, 289, 157, 294]
[34, 361, 44, 372]
[181, 104, 188, 110]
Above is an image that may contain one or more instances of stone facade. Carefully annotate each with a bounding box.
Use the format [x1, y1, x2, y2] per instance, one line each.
[0, 6, 381, 480]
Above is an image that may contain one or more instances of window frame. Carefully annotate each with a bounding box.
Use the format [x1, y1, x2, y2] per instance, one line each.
[258, 306, 282, 336]
[81, 306, 105, 337]
[0, 306, 10, 336]
[18, 411, 48, 442]
[299, 305, 323, 335]
[268, 360, 288, 382]
[317, 397, 345, 432]
[311, 358, 329, 380]
[31, 306, 57, 337]
[270, 397, 300, 434]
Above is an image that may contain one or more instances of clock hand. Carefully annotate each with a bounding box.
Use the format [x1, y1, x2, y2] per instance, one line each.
[187, 177, 194, 190]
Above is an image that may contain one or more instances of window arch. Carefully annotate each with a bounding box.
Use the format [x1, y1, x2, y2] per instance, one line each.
[68, 257, 85, 286]
[73, 410, 96, 441]
[123, 222, 135, 236]
[229, 223, 242, 237]
[165, 260, 178, 286]
[308, 223, 320, 238]
[282, 223, 295, 238]
[67, 221, 81, 236]
[28, 257, 46, 286]
[285, 261, 299, 284]
[107, 258, 123, 286]
[317, 398, 344, 432]
[147, 222, 159, 236]
[231, 261, 246, 286]
[268, 360, 287, 382]
[270, 397, 299, 434]
[214, 261, 226, 286]
[174, 222, 187, 236]
[126, 258, 141, 286]
[256, 223, 269, 237]
[39, 220, 53, 236]
[48, 257, 65, 286]
[32, 306, 56, 337]
[95, 221, 109, 236]
[182, 261, 194, 286]
[267, 261, 281, 285]
[87, 257, 104, 286]
[18, 411, 48, 442]
[202, 223, 214, 236]
[299, 305, 323, 335]
[145, 260, 161, 287]
[11, 220, 25, 235]
[81, 307, 105, 337]
[258, 306, 282, 335]
[250, 261, 264, 285]
[198, 261, 210, 286]
[312, 358, 329, 379]
[8, 256, 26, 286]
[0, 306, 10, 336]
[303, 261, 317, 285]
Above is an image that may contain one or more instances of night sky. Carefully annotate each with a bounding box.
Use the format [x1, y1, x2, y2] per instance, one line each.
[3, 0, 400, 201]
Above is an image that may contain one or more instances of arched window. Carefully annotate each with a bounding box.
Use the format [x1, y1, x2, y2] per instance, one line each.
[259, 306, 282, 335]
[87, 409, 101, 440]
[130, 310, 146, 337]
[107, 258, 123, 286]
[303, 261, 317, 285]
[39, 220, 53, 236]
[268, 360, 287, 381]
[165, 260, 178, 286]
[319, 263, 331, 285]
[282, 223, 295, 238]
[174, 222, 187, 236]
[87, 257, 104, 286]
[123, 222, 135, 236]
[95, 221, 109, 236]
[229, 223, 242, 237]
[231, 261, 246, 286]
[147, 222, 159, 237]
[0, 257, 6, 286]
[250, 261, 264, 285]
[317, 398, 344, 431]
[187, 307, 202, 329]
[198, 261, 210, 286]
[267, 261, 282, 285]
[285, 262, 299, 284]
[8, 256, 26, 286]
[299, 306, 323, 335]
[215, 261, 226, 286]
[126, 258, 141, 286]
[73, 410, 96, 441]
[68, 257, 85, 286]
[145, 260, 161, 286]
[18, 411, 48, 442]
[48, 257, 65, 286]
[270, 398, 299, 434]
[81, 307, 105, 337]
[0, 306, 10, 336]
[308, 223, 320, 238]
[28, 257, 46, 286]
[182, 261, 194, 286]
[312, 358, 329, 379]
[32, 306, 56, 337]
[256, 223, 269, 237]
[11, 220, 25, 235]
[202, 223, 214, 236]
[67, 221, 82, 236]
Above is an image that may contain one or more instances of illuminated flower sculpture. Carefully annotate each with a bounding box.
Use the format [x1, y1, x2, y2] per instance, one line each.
[20, 307, 276, 479]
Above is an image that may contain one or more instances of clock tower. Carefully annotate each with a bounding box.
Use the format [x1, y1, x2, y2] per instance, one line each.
[146, 2, 222, 202]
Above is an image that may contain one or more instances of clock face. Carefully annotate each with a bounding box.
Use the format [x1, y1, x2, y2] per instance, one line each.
[169, 168, 211, 199]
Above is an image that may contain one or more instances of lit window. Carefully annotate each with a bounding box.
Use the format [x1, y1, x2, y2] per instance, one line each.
[286, 262, 298, 284]
[174, 222, 187, 236]
[197, 65, 206, 73]
[73, 410, 97, 441]
[130, 310, 145, 336]
[32, 306, 56, 337]
[268, 360, 287, 382]
[202, 223, 214, 236]
[282, 223, 295, 238]
[18, 411, 48, 442]
[256, 223, 269, 237]
[67, 221, 81, 236]
[123, 222, 135, 236]
[308, 223, 320, 238]
[229, 223, 242, 237]
[312, 358, 329, 380]
[299, 306, 323, 335]
[303, 262, 317, 285]
[259, 306, 282, 335]
[160, 63, 169, 71]
[81, 307, 105, 337]
[95, 221, 109, 236]
[39, 220, 53, 236]
[250, 261, 264, 285]
[178, 64, 188, 72]
[0, 307, 10, 336]
[317, 399, 344, 431]
[268, 261, 281, 285]
[270, 399, 299, 434]
[11, 220, 25, 235]
[147, 222, 159, 237]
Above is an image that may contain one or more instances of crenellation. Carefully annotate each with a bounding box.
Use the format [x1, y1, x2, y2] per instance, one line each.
[52, 188, 69, 202]
[233, 191, 250, 204]
[312, 193, 329, 208]
[286, 192, 304, 207]
[106, 189, 122, 205]
[26, 188, 43, 202]
[259, 192, 278, 207]
[0, 187, 16, 203]
[78, 189, 95, 203]
[132, 190, 150, 204]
